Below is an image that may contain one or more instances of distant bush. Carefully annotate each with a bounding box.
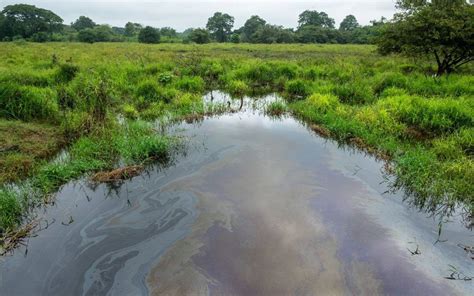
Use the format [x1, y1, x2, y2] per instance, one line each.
[77, 29, 96, 43]
[138, 26, 160, 44]
[31, 32, 50, 43]
[188, 28, 211, 44]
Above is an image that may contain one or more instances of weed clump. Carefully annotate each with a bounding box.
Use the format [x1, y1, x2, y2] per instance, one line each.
[379, 96, 473, 135]
[306, 93, 340, 112]
[227, 80, 249, 98]
[332, 81, 375, 105]
[136, 80, 177, 104]
[265, 101, 287, 116]
[174, 76, 205, 93]
[285, 79, 311, 101]
[0, 188, 22, 234]
[55, 63, 79, 83]
[374, 72, 408, 95]
[0, 83, 58, 121]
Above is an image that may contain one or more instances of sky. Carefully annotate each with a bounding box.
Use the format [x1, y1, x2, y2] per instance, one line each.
[1, 1, 398, 31]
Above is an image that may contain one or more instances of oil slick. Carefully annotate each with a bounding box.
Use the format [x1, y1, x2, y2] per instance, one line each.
[0, 94, 472, 295]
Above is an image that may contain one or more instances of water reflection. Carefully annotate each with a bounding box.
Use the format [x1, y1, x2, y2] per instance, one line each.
[0, 93, 472, 296]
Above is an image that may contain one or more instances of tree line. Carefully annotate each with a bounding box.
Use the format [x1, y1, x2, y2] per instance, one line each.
[0, 4, 385, 44]
[0, 1, 471, 76]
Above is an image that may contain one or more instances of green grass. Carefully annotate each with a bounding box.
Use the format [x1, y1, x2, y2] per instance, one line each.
[265, 101, 287, 117]
[0, 42, 472, 239]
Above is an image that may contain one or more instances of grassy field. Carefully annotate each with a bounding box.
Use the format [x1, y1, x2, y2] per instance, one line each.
[0, 42, 472, 243]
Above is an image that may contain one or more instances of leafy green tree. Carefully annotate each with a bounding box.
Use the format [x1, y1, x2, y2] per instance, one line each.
[378, 0, 473, 75]
[125, 22, 142, 37]
[71, 16, 95, 31]
[339, 15, 359, 31]
[253, 25, 295, 44]
[160, 27, 177, 38]
[0, 13, 6, 40]
[0, 4, 63, 39]
[31, 31, 50, 42]
[206, 12, 234, 42]
[297, 26, 339, 43]
[188, 28, 211, 44]
[112, 26, 125, 35]
[298, 10, 335, 29]
[241, 15, 266, 42]
[230, 33, 240, 43]
[395, 0, 467, 11]
[138, 26, 160, 44]
[77, 28, 96, 43]
[93, 25, 114, 42]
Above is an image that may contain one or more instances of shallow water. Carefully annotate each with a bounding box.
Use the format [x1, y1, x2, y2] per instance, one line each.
[1, 93, 472, 295]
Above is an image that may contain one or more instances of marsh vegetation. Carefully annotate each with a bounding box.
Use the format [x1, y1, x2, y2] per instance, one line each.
[0, 42, 472, 244]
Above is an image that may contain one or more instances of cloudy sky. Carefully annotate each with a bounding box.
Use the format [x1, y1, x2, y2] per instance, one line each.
[1, 1, 397, 31]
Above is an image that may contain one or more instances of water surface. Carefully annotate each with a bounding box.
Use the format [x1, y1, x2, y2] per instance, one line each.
[1, 93, 472, 295]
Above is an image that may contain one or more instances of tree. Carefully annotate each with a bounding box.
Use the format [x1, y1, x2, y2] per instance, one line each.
[241, 15, 266, 42]
[253, 25, 295, 44]
[297, 26, 337, 43]
[0, 4, 63, 39]
[0, 13, 6, 40]
[71, 16, 95, 31]
[230, 33, 240, 43]
[31, 31, 50, 42]
[395, 0, 467, 11]
[125, 22, 142, 37]
[298, 10, 335, 29]
[138, 26, 160, 44]
[339, 15, 359, 31]
[378, 1, 473, 75]
[77, 28, 96, 43]
[206, 12, 234, 42]
[93, 25, 114, 42]
[160, 27, 177, 38]
[188, 28, 211, 44]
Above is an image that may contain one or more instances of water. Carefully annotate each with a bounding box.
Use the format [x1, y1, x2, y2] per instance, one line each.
[1, 93, 472, 295]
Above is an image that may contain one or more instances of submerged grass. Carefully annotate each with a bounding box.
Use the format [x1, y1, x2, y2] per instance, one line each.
[0, 42, 472, 243]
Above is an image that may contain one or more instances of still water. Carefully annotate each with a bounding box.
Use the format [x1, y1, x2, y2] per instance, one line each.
[0, 93, 472, 295]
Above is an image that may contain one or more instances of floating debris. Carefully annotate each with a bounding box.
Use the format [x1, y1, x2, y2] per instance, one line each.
[91, 165, 144, 183]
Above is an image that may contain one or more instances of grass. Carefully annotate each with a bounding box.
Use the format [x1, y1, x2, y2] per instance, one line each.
[0, 119, 65, 184]
[265, 101, 287, 117]
[0, 42, 472, 241]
